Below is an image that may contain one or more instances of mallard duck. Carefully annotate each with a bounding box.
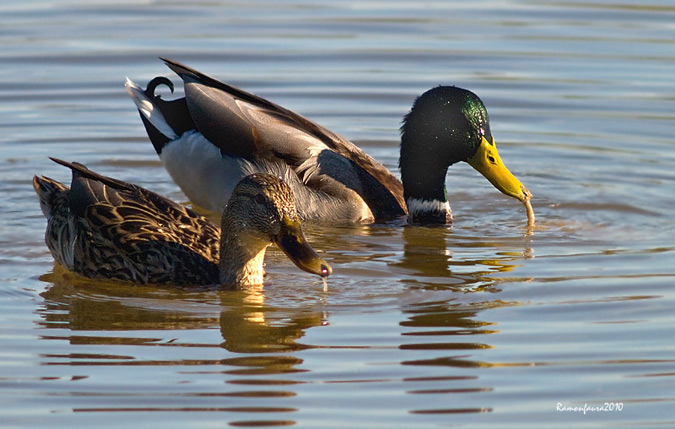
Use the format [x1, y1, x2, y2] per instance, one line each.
[126, 58, 534, 225]
[33, 158, 332, 286]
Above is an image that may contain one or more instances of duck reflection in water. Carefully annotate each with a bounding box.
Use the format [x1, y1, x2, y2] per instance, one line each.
[394, 225, 533, 292]
[38, 268, 327, 360]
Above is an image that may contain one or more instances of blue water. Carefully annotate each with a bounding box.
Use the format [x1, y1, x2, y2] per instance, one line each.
[1, 1, 675, 427]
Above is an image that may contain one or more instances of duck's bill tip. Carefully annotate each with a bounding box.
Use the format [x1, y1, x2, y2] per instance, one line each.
[319, 263, 332, 277]
[290, 250, 332, 278]
[275, 221, 332, 278]
[283, 243, 332, 278]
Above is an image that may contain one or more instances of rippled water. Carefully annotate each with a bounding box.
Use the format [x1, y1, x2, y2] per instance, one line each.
[2, 1, 675, 427]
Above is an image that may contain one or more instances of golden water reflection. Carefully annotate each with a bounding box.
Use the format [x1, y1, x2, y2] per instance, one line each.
[38, 266, 326, 361]
[394, 224, 532, 293]
[37, 217, 532, 371]
[35, 220, 536, 420]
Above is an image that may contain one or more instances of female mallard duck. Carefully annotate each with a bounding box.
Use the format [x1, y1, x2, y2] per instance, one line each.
[126, 58, 534, 225]
[33, 158, 331, 286]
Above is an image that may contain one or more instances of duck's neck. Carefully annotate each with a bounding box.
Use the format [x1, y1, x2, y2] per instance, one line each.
[218, 214, 270, 286]
[400, 158, 453, 224]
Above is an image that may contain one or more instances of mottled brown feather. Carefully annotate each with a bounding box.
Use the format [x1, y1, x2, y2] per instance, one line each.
[34, 159, 220, 285]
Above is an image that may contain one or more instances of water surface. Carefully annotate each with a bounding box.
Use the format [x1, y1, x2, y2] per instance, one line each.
[1, 1, 674, 427]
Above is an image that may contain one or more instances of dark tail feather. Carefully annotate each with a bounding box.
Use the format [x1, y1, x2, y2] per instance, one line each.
[33, 174, 68, 218]
[160, 57, 282, 113]
[48, 157, 194, 216]
[48, 157, 137, 193]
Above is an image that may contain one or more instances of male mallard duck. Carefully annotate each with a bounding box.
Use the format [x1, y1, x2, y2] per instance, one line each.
[33, 158, 331, 286]
[126, 58, 534, 225]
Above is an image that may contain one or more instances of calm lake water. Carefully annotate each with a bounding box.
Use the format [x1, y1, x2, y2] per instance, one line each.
[2, 0, 675, 427]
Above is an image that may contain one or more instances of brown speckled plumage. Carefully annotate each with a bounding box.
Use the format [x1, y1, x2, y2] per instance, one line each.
[33, 158, 331, 286]
[34, 159, 220, 284]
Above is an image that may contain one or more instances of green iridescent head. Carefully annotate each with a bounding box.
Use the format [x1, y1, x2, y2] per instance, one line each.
[400, 86, 533, 224]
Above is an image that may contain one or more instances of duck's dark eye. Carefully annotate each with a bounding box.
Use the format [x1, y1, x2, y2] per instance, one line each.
[254, 194, 267, 205]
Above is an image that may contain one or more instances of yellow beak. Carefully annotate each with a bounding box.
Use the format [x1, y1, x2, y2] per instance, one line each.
[466, 137, 535, 224]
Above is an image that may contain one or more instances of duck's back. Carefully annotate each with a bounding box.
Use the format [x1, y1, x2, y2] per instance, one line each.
[176, 60, 408, 221]
[131, 59, 407, 222]
[34, 160, 221, 285]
